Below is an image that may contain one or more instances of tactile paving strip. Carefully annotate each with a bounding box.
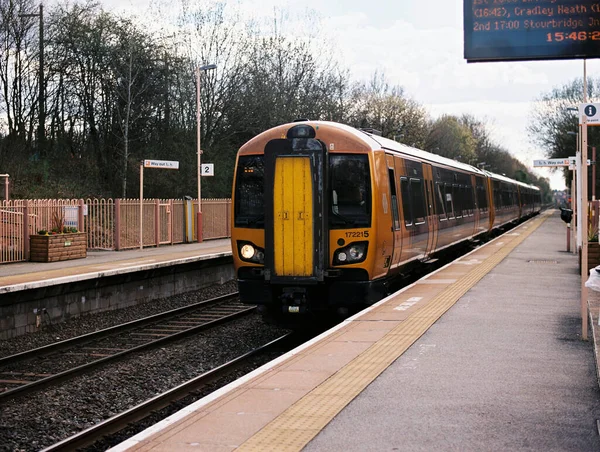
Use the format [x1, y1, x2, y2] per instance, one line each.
[237, 213, 550, 452]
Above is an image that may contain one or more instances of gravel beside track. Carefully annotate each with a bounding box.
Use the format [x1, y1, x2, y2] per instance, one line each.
[0, 312, 289, 452]
[0, 280, 239, 359]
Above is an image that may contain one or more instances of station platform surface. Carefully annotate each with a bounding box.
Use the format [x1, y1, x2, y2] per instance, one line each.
[111, 210, 600, 452]
[0, 238, 232, 294]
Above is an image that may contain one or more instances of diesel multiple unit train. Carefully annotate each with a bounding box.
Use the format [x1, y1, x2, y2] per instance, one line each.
[231, 120, 541, 322]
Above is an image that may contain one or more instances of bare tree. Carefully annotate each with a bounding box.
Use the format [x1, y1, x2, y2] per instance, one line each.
[346, 71, 428, 148]
[424, 115, 476, 163]
[0, 0, 37, 144]
[528, 77, 600, 188]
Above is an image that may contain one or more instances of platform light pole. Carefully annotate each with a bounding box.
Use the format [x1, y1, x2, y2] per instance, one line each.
[196, 63, 216, 242]
[581, 60, 589, 341]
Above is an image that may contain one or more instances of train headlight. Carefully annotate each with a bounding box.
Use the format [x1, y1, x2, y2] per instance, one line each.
[348, 245, 364, 261]
[333, 241, 368, 265]
[237, 241, 265, 264]
[241, 244, 255, 259]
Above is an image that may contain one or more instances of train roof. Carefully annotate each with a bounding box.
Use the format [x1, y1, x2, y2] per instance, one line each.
[239, 120, 539, 190]
[362, 130, 487, 176]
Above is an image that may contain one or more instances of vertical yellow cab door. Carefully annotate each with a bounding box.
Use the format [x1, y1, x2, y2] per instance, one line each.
[273, 156, 313, 276]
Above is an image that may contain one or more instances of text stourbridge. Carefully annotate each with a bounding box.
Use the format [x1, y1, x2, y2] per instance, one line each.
[465, 0, 600, 61]
[471, 1, 600, 35]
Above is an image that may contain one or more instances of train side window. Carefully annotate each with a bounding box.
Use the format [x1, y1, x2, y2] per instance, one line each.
[445, 184, 455, 219]
[453, 184, 462, 218]
[478, 186, 488, 213]
[466, 186, 474, 216]
[400, 177, 412, 226]
[502, 189, 509, 208]
[388, 169, 401, 231]
[494, 187, 501, 209]
[436, 183, 447, 221]
[410, 178, 426, 224]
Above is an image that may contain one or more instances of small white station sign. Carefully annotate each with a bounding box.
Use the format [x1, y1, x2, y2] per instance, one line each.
[579, 103, 600, 126]
[201, 163, 215, 176]
[533, 158, 570, 168]
[144, 159, 179, 170]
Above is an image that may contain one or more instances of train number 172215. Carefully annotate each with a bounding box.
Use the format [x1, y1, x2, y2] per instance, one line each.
[345, 231, 369, 238]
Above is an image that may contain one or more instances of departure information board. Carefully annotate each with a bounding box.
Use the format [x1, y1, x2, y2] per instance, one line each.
[464, 0, 600, 62]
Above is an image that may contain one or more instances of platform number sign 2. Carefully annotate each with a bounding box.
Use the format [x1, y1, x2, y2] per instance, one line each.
[201, 163, 214, 176]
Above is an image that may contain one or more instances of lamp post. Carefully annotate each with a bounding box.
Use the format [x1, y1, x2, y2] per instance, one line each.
[196, 63, 216, 242]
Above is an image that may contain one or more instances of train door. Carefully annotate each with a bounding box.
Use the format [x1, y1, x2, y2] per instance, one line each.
[471, 175, 480, 234]
[263, 138, 327, 283]
[487, 177, 495, 228]
[422, 163, 437, 256]
[386, 154, 402, 268]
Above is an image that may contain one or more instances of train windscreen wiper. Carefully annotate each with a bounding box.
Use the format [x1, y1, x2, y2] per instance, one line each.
[238, 215, 264, 227]
[330, 210, 357, 226]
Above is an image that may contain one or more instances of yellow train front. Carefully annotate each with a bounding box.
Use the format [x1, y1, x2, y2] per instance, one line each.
[230, 120, 539, 324]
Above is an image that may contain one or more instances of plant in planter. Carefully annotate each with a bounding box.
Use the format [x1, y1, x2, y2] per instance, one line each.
[588, 224, 600, 270]
[30, 210, 87, 262]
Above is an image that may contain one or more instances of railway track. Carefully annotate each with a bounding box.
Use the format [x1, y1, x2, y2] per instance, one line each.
[0, 293, 253, 401]
[41, 333, 296, 452]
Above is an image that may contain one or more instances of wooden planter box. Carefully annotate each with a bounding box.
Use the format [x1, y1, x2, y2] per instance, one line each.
[588, 242, 600, 270]
[30, 232, 87, 262]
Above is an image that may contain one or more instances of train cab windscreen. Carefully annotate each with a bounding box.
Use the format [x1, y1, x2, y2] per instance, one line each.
[234, 155, 265, 228]
[329, 154, 371, 228]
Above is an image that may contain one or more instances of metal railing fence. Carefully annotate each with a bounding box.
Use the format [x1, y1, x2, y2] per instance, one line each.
[0, 198, 231, 264]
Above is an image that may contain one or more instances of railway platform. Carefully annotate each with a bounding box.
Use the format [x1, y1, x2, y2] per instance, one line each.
[0, 239, 233, 339]
[0, 238, 232, 293]
[111, 210, 600, 452]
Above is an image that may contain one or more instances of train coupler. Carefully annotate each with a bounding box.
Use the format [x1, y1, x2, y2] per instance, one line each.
[280, 287, 308, 314]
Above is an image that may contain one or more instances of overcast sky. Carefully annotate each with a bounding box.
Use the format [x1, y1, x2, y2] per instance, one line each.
[87, 0, 600, 189]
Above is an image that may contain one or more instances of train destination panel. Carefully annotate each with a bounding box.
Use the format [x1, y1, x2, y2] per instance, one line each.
[464, 0, 600, 62]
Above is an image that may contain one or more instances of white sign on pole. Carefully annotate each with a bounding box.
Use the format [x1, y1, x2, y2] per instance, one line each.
[579, 103, 600, 126]
[533, 158, 570, 167]
[569, 156, 592, 170]
[201, 163, 215, 176]
[143, 159, 179, 170]
[534, 157, 591, 168]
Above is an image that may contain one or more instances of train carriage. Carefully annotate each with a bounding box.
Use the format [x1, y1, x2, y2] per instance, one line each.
[231, 120, 541, 323]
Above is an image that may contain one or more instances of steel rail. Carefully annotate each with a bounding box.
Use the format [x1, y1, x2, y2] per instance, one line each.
[0, 292, 240, 366]
[41, 333, 295, 452]
[0, 303, 255, 402]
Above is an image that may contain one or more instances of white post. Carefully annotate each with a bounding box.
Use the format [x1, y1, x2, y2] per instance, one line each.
[140, 162, 144, 250]
[581, 59, 589, 341]
[577, 139, 583, 249]
[196, 67, 202, 243]
[572, 170, 576, 254]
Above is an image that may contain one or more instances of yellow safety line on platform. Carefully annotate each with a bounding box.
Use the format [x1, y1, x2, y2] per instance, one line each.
[237, 212, 550, 452]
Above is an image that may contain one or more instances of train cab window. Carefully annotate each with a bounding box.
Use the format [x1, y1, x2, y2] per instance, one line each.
[401, 177, 411, 226]
[329, 154, 371, 229]
[410, 178, 426, 224]
[436, 183, 447, 220]
[234, 155, 265, 228]
[388, 169, 401, 231]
